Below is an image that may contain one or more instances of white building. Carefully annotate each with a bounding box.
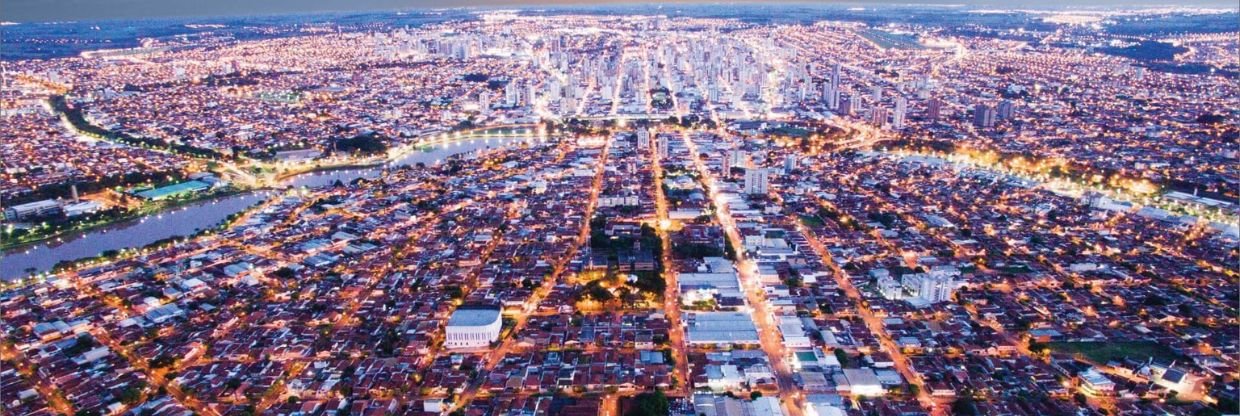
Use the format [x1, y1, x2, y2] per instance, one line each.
[839, 368, 884, 397]
[744, 169, 769, 195]
[892, 97, 907, 129]
[4, 199, 61, 221]
[63, 200, 104, 217]
[906, 267, 959, 304]
[728, 150, 750, 171]
[445, 306, 503, 350]
[693, 394, 785, 416]
[778, 315, 812, 349]
[822, 83, 839, 110]
[877, 266, 959, 306]
[783, 155, 797, 174]
[1080, 368, 1115, 395]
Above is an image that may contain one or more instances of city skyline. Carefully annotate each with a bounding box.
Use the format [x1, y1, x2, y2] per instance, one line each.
[0, 4, 1236, 416]
[3, 0, 1239, 22]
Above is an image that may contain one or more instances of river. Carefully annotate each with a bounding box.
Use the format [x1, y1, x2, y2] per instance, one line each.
[0, 136, 529, 281]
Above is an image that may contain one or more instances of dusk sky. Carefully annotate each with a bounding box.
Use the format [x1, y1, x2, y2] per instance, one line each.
[4, 0, 1238, 22]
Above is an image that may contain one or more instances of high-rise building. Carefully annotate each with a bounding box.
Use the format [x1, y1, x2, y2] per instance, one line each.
[904, 267, 959, 304]
[823, 82, 840, 110]
[728, 150, 751, 170]
[505, 81, 521, 107]
[477, 91, 491, 114]
[997, 100, 1015, 120]
[830, 62, 841, 90]
[870, 107, 887, 127]
[839, 95, 856, 116]
[744, 168, 769, 195]
[973, 104, 996, 129]
[892, 97, 907, 130]
[926, 98, 943, 122]
[881, 266, 960, 305]
[783, 155, 797, 174]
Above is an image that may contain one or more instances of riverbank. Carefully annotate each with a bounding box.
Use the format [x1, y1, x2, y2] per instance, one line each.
[1, 125, 544, 254]
[0, 188, 245, 252]
[877, 148, 1239, 228]
[0, 134, 536, 282]
[0, 192, 273, 290]
[0, 191, 271, 286]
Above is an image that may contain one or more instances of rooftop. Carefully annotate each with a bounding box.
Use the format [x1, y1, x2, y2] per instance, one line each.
[447, 306, 502, 327]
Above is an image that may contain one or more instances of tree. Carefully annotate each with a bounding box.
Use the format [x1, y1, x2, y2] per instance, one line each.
[749, 391, 763, 400]
[272, 267, 295, 279]
[118, 382, 145, 405]
[446, 286, 464, 300]
[148, 354, 176, 369]
[951, 396, 978, 416]
[833, 348, 852, 368]
[626, 390, 670, 416]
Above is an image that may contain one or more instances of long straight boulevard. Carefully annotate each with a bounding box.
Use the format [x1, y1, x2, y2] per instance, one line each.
[3, 7, 1236, 416]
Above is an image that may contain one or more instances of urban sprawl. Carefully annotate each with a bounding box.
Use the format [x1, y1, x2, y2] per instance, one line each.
[1, 10, 1238, 416]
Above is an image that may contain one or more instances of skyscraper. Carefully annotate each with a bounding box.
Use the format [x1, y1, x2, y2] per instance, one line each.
[830, 62, 841, 91]
[892, 97, 907, 130]
[839, 95, 855, 116]
[505, 81, 521, 107]
[822, 83, 839, 110]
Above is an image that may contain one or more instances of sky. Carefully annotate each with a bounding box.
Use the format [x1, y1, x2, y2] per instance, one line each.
[3, 0, 1237, 22]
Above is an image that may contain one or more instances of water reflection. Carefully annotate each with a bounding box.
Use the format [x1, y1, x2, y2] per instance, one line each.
[0, 137, 521, 281]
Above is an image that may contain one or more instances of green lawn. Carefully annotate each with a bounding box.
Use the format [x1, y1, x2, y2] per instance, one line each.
[766, 126, 813, 138]
[1048, 341, 1184, 364]
[798, 214, 826, 228]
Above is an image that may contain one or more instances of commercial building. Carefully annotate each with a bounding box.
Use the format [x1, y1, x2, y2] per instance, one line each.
[839, 368, 884, 397]
[445, 305, 503, 350]
[133, 180, 212, 201]
[3, 199, 62, 221]
[693, 394, 786, 416]
[685, 312, 761, 346]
